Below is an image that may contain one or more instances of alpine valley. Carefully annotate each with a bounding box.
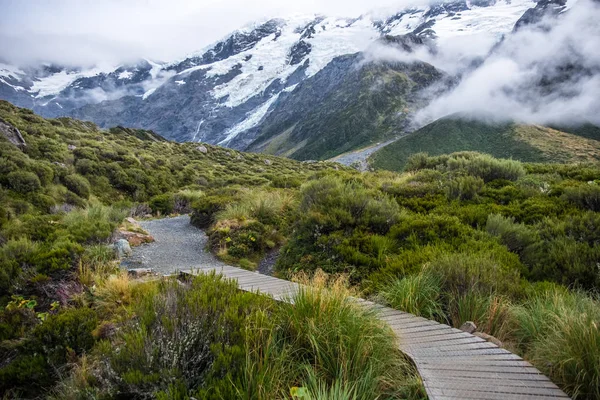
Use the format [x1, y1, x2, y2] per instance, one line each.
[1, 0, 599, 161]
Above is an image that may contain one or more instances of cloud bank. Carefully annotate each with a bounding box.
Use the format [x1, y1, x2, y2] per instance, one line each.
[410, 0, 600, 126]
[0, 0, 417, 67]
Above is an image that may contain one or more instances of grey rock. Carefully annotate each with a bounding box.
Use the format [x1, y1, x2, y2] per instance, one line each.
[474, 331, 503, 347]
[68, 144, 77, 150]
[459, 321, 477, 334]
[113, 239, 132, 258]
[128, 268, 153, 278]
[196, 145, 208, 154]
[264, 159, 272, 165]
[0, 118, 26, 148]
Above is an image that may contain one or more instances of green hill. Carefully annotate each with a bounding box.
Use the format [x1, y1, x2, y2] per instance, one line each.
[369, 114, 600, 171]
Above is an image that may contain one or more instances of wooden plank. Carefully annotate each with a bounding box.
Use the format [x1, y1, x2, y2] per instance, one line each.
[427, 387, 569, 399]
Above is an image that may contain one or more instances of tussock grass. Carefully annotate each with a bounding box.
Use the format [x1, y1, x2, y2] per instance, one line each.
[511, 288, 600, 399]
[379, 270, 445, 321]
[242, 270, 425, 400]
[217, 189, 296, 224]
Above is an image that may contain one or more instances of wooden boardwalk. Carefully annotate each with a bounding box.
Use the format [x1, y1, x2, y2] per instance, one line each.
[182, 265, 570, 400]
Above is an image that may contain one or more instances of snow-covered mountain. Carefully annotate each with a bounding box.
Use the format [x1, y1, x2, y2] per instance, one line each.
[3, 0, 592, 160]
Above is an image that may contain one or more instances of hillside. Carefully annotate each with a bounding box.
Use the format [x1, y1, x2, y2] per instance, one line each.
[1, 101, 600, 398]
[246, 57, 444, 160]
[369, 114, 600, 171]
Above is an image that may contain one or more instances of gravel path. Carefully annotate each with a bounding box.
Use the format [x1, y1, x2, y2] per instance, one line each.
[121, 215, 226, 275]
[330, 137, 400, 170]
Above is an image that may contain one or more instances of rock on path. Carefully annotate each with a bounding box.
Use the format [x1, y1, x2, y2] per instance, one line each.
[121, 215, 226, 275]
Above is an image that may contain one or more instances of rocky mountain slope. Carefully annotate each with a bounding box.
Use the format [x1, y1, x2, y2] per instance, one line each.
[1, 0, 539, 156]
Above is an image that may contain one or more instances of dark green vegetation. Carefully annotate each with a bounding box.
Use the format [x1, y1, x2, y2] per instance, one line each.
[248, 56, 443, 161]
[0, 100, 368, 398]
[210, 151, 600, 399]
[370, 114, 600, 171]
[2, 100, 600, 399]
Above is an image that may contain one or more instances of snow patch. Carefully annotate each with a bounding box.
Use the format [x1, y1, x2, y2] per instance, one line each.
[118, 71, 133, 79]
[30, 66, 114, 98]
[142, 88, 157, 100]
[218, 94, 280, 145]
[175, 80, 186, 85]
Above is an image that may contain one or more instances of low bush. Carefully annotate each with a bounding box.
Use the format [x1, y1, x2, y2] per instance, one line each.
[0, 307, 98, 396]
[148, 193, 174, 215]
[7, 171, 41, 193]
[62, 174, 91, 200]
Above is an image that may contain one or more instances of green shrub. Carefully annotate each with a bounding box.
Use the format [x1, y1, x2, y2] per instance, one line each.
[0, 238, 40, 293]
[428, 252, 522, 299]
[85, 274, 267, 399]
[446, 153, 525, 182]
[390, 213, 472, 248]
[7, 171, 41, 193]
[486, 214, 538, 254]
[0, 307, 98, 395]
[62, 205, 125, 244]
[190, 194, 232, 229]
[562, 182, 600, 211]
[148, 193, 174, 215]
[446, 175, 484, 200]
[63, 174, 91, 199]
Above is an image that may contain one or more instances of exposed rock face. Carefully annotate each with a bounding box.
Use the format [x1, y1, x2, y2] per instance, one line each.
[245, 55, 446, 160]
[0, 118, 26, 148]
[514, 0, 567, 31]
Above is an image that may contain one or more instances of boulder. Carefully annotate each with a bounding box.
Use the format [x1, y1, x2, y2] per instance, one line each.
[474, 331, 503, 347]
[117, 230, 155, 247]
[68, 144, 77, 151]
[128, 268, 153, 278]
[264, 159, 272, 165]
[125, 217, 137, 224]
[196, 145, 208, 154]
[459, 321, 477, 334]
[113, 239, 132, 258]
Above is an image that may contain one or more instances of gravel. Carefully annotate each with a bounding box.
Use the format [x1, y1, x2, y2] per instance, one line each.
[331, 137, 400, 170]
[120, 215, 226, 275]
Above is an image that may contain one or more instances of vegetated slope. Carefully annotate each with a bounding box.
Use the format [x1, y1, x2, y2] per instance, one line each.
[0, 98, 341, 305]
[246, 56, 444, 161]
[201, 150, 600, 399]
[369, 114, 600, 171]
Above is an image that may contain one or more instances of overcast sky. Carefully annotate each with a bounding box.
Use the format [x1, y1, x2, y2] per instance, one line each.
[0, 0, 413, 66]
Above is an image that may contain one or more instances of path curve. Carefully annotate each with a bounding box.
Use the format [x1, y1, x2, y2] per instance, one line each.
[127, 216, 570, 400]
[121, 215, 225, 275]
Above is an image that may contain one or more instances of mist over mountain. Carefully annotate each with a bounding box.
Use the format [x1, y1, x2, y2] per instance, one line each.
[1, 0, 598, 160]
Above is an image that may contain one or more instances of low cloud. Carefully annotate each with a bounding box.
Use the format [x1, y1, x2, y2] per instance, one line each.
[413, 0, 600, 126]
